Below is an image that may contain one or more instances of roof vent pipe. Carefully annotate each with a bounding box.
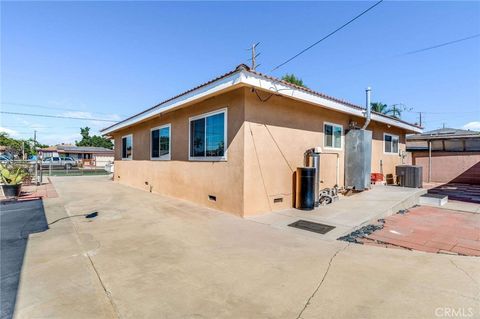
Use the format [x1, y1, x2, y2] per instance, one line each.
[362, 87, 372, 129]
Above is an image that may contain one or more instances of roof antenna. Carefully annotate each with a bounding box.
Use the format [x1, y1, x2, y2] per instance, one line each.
[248, 42, 261, 70]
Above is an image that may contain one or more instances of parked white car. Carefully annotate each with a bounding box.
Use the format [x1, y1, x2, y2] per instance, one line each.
[41, 156, 78, 169]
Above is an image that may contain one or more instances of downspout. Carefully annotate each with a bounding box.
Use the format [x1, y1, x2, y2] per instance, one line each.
[362, 87, 372, 129]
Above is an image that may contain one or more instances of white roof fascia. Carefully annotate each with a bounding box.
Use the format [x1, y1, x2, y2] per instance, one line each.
[241, 70, 422, 133]
[102, 69, 422, 135]
[101, 72, 243, 135]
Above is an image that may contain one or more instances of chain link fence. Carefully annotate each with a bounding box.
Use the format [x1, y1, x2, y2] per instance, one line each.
[4, 160, 113, 185]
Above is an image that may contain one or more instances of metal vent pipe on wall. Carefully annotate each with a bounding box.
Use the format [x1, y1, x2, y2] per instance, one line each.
[304, 148, 321, 206]
[362, 87, 372, 129]
[345, 87, 373, 190]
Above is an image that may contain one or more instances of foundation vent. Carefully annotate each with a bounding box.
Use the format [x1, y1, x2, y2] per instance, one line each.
[208, 195, 217, 202]
[273, 197, 283, 203]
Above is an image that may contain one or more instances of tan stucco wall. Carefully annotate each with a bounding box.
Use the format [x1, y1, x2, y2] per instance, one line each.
[112, 89, 245, 216]
[242, 89, 407, 216]
[110, 87, 409, 217]
[412, 151, 480, 183]
[369, 122, 407, 176]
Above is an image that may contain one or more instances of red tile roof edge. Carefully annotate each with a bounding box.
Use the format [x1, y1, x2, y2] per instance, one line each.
[101, 64, 421, 133]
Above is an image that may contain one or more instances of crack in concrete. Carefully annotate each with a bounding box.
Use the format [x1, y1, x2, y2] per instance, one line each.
[85, 252, 122, 319]
[295, 243, 350, 319]
[65, 206, 121, 319]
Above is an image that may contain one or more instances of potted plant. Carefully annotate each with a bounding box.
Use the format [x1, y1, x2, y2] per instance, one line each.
[0, 163, 27, 198]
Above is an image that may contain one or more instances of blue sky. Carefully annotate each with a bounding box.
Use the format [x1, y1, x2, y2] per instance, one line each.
[1, 1, 479, 145]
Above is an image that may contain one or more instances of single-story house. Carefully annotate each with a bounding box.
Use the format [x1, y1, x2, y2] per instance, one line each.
[406, 128, 480, 184]
[37, 146, 59, 158]
[39, 145, 114, 167]
[101, 64, 421, 217]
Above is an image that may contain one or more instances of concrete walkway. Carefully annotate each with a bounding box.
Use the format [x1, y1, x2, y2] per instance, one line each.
[13, 176, 480, 319]
[248, 185, 426, 240]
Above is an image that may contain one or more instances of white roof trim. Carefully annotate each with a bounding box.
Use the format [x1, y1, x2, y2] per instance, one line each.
[101, 72, 243, 135]
[241, 71, 422, 133]
[102, 69, 422, 135]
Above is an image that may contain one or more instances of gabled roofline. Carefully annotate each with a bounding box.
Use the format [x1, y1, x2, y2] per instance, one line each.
[101, 65, 422, 135]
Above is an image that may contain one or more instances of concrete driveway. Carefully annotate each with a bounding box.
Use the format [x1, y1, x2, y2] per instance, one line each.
[13, 176, 480, 319]
[1, 200, 48, 319]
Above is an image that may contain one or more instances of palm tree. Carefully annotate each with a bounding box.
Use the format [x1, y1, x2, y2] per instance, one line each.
[386, 105, 402, 118]
[370, 102, 402, 119]
[370, 102, 388, 113]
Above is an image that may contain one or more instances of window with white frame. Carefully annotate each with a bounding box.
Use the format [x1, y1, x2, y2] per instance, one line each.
[151, 124, 171, 160]
[189, 109, 227, 160]
[121, 135, 133, 159]
[324, 123, 342, 149]
[384, 133, 399, 154]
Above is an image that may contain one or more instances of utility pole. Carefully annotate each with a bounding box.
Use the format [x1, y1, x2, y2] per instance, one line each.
[415, 112, 423, 127]
[34, 130, 39, 185]
[249, 42, 260, 70]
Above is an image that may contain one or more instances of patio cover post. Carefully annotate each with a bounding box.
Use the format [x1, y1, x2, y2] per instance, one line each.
[428, 140, 432, 183]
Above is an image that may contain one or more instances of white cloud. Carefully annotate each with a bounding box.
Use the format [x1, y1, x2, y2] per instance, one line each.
[35, 133, 81, 146]
[462, 121, 480, 131]
[0, 127, 19, 136]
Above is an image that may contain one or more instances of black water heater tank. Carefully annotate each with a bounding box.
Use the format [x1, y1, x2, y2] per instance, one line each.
[295, 167, 316, 210]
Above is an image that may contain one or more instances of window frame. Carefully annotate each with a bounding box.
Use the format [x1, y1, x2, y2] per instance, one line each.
[383, 133, 400, 155]
[323, 121, 343, 150]
[188, 108, 228, 161]
[121, 134, 133, 160]
[150, 124, 172, 161]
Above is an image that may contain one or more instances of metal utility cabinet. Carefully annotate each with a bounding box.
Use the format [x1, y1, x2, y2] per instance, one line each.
[345, 129, 372, 190]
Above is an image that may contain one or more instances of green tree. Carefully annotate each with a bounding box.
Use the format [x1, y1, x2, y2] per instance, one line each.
[387, 105, 402, 119]
[370, 102, 388, 113]
[281, 74, 306, 88]
[75, 127, 113, 149]
[370, 102, 402, 119]
[0, 132, 47, 158]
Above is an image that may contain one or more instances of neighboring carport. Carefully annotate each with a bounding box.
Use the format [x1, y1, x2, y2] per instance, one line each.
[406, 127, 480, 184]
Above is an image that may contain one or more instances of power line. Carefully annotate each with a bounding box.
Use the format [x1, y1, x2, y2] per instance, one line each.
[271, 0, 384, 72]
[0, 111, 118, 122]
[1, 125, 79, 128]
[1, 102, 126, 117]
[402, 34, 480, 56]
[404, 110, 478, 114]
[300, 32, 480, 77]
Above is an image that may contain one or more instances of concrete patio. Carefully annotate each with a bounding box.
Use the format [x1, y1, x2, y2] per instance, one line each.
[248, 185, 426, 240]
[10, 176, 479, 319]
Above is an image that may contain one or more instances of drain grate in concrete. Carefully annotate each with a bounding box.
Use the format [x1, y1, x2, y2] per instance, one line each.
[288, 220, 335, 234]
